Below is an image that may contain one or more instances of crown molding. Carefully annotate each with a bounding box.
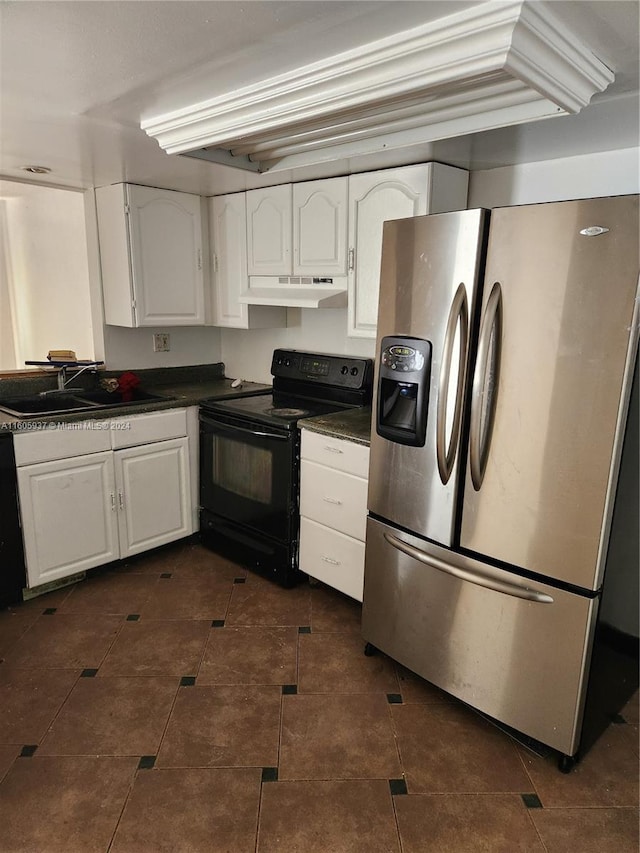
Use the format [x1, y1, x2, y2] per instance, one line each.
[142, 0, 614, 172]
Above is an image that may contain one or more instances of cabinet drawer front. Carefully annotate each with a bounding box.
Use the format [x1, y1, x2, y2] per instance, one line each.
[300, 460, 368, 540]
[300, 517, 364, 601]
[111, 408, 187, 448]
[301, 430, 369, 478]
[14, 422, 112, 466]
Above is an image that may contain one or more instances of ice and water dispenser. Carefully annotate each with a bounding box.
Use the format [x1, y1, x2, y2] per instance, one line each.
[376, 336, 431, 447]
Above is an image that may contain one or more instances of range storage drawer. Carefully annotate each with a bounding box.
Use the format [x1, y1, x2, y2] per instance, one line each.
[300, 459, 368, 540]
[301, 430, 369, 478]
[300, 517, 365, 601]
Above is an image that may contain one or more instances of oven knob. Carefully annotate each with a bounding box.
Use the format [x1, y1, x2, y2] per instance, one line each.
[340, 365, 348, 375]
[350, 367, 358, 376]
[285, 358, 291, 367]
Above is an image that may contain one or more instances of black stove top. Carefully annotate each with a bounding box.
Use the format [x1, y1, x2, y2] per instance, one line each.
[200, 349, 374, 431]
[199, 392, 351, 430]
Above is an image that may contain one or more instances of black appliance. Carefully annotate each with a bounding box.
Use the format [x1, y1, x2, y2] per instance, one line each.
[0, 432, 27, 607]
[199, 349, 373, 586]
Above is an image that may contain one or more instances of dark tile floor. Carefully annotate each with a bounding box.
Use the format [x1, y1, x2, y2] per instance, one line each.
[0, 540, 637, 852]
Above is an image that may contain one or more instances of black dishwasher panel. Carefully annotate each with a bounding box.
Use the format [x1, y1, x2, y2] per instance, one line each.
[0, 432, 26, 607]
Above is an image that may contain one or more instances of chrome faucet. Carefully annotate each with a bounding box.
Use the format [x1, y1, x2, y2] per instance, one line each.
[40, 363, 101, 397]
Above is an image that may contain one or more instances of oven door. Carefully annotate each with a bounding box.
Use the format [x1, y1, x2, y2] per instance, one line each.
[199, 411, 297, 543]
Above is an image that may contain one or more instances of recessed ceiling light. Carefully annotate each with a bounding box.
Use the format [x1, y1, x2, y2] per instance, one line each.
[21, 165, 52, 174]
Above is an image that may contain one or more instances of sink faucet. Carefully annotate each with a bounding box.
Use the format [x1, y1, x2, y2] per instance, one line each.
[40, 363, 101, 397]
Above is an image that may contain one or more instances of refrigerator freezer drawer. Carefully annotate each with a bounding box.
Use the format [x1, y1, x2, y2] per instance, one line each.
[362, 516, 598, 755]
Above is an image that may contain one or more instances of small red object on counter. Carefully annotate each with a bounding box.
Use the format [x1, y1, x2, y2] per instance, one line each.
[118, 371, 140, 402]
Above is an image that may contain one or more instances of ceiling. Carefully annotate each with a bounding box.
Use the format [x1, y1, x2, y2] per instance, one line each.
[1, 0, 638, 196]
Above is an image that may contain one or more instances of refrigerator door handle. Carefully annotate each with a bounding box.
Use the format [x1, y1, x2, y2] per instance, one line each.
[469, 281, 503, 490]
[437, 282, 469, 484]
[383, 531, 554, 603]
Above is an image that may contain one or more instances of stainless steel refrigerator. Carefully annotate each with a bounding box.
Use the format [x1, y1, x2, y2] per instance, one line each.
[362, 195, 639, 769]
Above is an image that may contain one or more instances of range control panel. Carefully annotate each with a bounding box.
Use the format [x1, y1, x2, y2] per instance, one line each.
[271, 349, 373, 391]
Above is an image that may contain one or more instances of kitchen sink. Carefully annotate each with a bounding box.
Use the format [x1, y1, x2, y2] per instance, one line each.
[71, 389, 171, 406]
[0, 389, 173, 418]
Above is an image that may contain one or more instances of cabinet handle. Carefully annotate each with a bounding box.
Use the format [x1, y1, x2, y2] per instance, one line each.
[322, 496, 342, 505]
[324, 445, 343, 454]
[348, 247, 355, 271]
[118, 491, 125, 510]
[321, 555, 341, 566]
[213, 253, 219, 273]
[110, 492, 116, 511]
[197, 249, 202, 270]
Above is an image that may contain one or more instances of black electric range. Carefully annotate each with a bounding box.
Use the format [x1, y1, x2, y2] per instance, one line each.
[199, 349, 373, 586]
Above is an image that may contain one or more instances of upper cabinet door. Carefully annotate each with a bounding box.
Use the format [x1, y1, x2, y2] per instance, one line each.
[209, 193, 249, 328]
[347, 164, 469, 339]
[293, 177, 348, 276]
[246, 184, 292, 275]
[96, 183, 206, 327]
[127, 185, 205, 326]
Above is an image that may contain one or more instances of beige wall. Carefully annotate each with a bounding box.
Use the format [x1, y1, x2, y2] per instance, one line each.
[0, 181, 95, 370]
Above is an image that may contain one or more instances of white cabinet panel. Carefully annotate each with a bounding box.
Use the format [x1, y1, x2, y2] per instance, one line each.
[14, 422, 111, 466]
[300, 460, 368, 540]
[293, 177, 348, 275]
[96, 183, 206, 327]
[300, 518, 365, 601]
[301, 430, 370, 478]
[208, 194, 286, 329]
[246, 184, 292, 275]
[110, 408, 187, 449]
[114, 437, 191, 557]
[347, 163, 468, 338]
[17, 452, 119, 587]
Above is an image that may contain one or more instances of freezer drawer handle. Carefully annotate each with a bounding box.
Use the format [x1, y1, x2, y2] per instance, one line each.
[437, 282, 469, 484]
[469, 281, 503, 490]
[383, 531, 554, 603]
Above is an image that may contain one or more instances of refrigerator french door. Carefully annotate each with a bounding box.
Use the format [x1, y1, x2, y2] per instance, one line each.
[363, 195, 639, 765]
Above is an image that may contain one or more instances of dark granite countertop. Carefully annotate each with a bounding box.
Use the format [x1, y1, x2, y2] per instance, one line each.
[0, 363, 271, 431]
[299, 406, 372, 446]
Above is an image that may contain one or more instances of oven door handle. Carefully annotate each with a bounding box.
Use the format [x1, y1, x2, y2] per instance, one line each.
[200, 414, 290, 441]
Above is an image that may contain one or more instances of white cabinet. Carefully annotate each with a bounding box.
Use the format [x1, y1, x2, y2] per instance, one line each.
[208, 193, 286, 329]
[17, 452, 120, 588]
[299, 430, 370, 602]
[113, 437, 190, 558]
[96, 183, 206, 327]
[246, 184, 292, 276]
[293, 178, 348, 275]
[15, 409, 193, 589]
[245, 177, 349, 277]
[347, 163, 469, 338]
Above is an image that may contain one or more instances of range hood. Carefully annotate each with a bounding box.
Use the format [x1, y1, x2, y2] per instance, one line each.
[141, 0, 613, 173]
[238, 277, 348, 309]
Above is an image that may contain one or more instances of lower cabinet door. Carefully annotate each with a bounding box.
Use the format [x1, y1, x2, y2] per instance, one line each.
[299, 517, 365, 601]
[114, 437, 191, 557]
[17, 451, 119, 588]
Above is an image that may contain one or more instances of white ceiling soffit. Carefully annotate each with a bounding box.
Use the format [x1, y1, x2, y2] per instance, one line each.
[142, 0, 614, 174]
